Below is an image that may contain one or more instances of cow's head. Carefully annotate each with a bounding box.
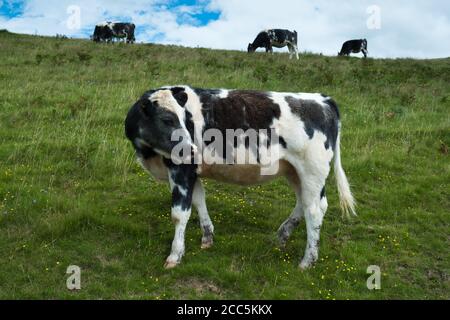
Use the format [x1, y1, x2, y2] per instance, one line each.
[362, 39, 368, 49]
[247, 43, 256, 53]
[137, 88, 196, 160]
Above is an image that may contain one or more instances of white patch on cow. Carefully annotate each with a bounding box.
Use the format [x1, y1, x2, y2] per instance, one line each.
[218, 89, 229, 99]
[269, 92, 310, 152]
[149, 89, 180, 114]
[183, 86, 207, 166]
[183, 86, 205, 126]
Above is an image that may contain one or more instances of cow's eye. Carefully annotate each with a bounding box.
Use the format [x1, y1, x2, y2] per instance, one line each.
[162, 118, 176, 127]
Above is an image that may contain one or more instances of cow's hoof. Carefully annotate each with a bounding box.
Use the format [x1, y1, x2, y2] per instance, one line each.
[276, 230, 289, 248]
[164, 260, 179, 270]
[299, 260, 314, 270]
[299, 262, 310, 270]
[278, 237, 288, 249]
[201, 240, 213, 250]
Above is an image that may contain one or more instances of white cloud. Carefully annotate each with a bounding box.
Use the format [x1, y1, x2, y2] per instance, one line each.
[0, 0, 449, 58]
[164, 0, 450, 58]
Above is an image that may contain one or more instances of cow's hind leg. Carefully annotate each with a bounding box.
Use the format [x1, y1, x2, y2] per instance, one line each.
[287, 147, 331, 269]
[301, 165, 330, 269]
[277, 173, 304, 246]
[192, 180, 214, 249]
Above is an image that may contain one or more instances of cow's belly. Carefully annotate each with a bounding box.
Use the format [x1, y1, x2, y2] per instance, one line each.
[272, 42, 287, 48]
[138, 156, 295, 186]
[199, 160, 295, 185]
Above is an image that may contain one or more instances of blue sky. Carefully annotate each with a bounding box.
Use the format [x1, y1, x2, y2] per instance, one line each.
[0, 0, 218, 22]
[1, 0, 449, 58]
[0, 0, 25, 18]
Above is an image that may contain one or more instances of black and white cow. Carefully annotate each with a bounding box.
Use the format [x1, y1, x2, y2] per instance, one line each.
[92, 24, 113, 43]
[92, 22, 136, 43]
[125, 85, 356, 269]
[248, 29, 299, 60]
[109, 22, 136, 43]
[338, 39, 368, 58]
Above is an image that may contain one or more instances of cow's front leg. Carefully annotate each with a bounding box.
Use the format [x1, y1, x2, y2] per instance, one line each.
[362, 49, 368, 58]
[294, 45, 299, 60]
[192, 180, 214, 249]
[164, 164, 197, 269]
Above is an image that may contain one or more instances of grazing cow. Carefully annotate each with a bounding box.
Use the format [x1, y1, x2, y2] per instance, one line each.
[92, 22, 135, 43]
[248, 29, 299, 60]
[92, 23, 113, 43]
[338, 39, 368, 58]
[125, 85, 356, 269]
[109, 22, 136, 44]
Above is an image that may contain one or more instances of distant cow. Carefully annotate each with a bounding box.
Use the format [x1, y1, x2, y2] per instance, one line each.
[338, 39, 368, 58]
[92, 23, 113, 43]
[92, 22, 135, 44]
[248, 29, 299, 60]
[109, 22, 136, 43]
[125, 85, 356, 270]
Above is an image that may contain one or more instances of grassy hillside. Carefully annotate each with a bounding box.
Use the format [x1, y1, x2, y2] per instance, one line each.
[0, 30, 449, 299]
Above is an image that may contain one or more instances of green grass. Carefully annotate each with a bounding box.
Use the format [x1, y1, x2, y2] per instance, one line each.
[0, 30, 449, 299]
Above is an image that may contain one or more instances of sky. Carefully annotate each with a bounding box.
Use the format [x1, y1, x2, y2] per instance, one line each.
[0, 0, 449, 58]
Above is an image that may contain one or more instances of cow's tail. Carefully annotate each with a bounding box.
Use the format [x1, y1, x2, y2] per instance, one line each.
[294, 30, 298, 45]
[334, 129, 356, 217]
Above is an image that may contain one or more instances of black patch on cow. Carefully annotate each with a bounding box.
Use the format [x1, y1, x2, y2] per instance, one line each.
[195, 89, 281, 162]
[163, 159, 197, 211]
[202, 225, 214, 239]
[111, 22, 136, 43]
[200, 90, 281, 130]
[171, 87, 188, 107]
[286, 96, 339, 151]
[248, 31, 271, 52]
[279, 136, 287, 149]
[320, 187, 326, 199]
[323, 97, 340, 120]
[184, 110, 195, 139]
[171, 187, 184, 209]
[125, 96, 160, 160]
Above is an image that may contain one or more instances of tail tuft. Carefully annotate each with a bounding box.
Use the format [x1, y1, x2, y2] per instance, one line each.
[334, 132, 356, 217]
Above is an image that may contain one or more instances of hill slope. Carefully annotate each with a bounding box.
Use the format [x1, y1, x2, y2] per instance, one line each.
[0, 30, 449, 299]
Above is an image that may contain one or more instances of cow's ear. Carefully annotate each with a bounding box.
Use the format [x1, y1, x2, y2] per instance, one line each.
[140, 98, 154, 118]
[171, 87, 188, 107]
